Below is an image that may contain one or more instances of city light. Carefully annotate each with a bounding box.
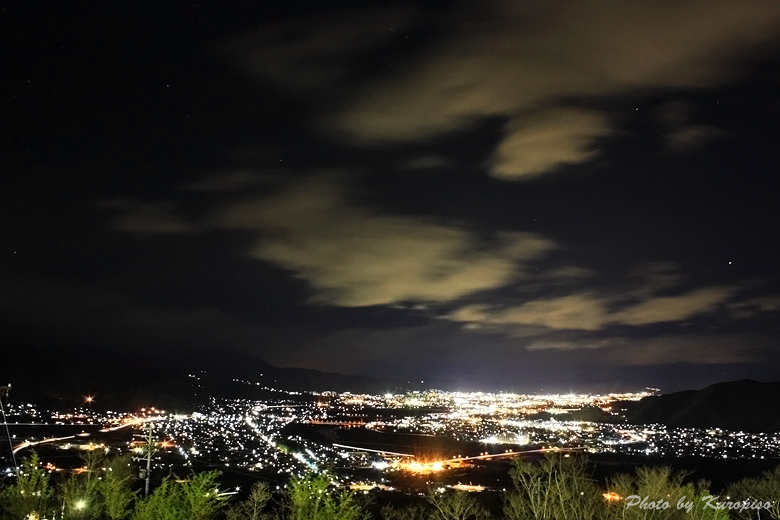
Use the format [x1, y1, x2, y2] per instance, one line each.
[4, 386, 780, 493]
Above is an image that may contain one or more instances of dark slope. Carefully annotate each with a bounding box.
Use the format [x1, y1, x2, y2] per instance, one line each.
[624, 380, 780, 432]
[0, 343, 394, 411]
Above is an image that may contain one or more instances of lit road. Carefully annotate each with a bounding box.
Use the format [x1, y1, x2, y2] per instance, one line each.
[12, 419, 138, 454]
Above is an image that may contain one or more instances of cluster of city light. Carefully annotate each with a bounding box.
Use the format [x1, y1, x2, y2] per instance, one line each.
[3, 386, 780, 493]
[322, 389, 655, 414]
[130, 390, 776, 491]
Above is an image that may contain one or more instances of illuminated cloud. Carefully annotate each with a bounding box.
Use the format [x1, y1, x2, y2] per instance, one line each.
[613, 287, 735, 326]
[323, 0, 780, 178]
[451, 286, 735, 332]
[525, 339, 618, 352]
[451, 293, 610, 331]
[491, 109, 610, 179]
[215, 175, 556, 306]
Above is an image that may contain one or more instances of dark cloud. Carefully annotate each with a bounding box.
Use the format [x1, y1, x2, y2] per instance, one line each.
[625, 262, 686, 299]
[398, 155, 453, 171]
[184, 169, 273, 192]
[223, 7, 419, 95]
[664, 125, 726, 151]
[0, 274, 273, 354]
[107, 201, 198, 235]
[526, 333, 767, 365]
[653, 100, 726, 151]
[603, 334, 768, 366]
[728, 295, 780, 320]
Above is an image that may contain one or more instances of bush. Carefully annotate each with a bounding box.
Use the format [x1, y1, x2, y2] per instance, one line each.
[225, 482, 274, 520]
[99, 454, 136, 520]
[604, 466, 727, 520]
[284, 472, 366, 520]
[504, 454, 601, 520]
[725, 465, 780, 520]
[0, 452, 55, 520]
[427, 489, 491, 520]
[380, 503, 426, 520]
[131, 470, 224, 520]
[2, 451, 778, 520]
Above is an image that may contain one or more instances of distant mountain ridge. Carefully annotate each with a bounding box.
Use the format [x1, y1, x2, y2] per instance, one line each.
[0, 344, 396, 411]
[623, 379, 780, 432]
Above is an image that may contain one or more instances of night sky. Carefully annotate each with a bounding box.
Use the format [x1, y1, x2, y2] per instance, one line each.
[5, 1, 780, 392]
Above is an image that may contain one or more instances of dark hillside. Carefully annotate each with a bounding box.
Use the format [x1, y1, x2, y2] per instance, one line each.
[624, 380, 780, 432]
